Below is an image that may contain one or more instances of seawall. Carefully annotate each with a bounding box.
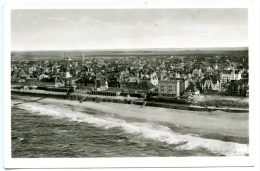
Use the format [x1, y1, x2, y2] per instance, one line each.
[11, 90, 249, 113]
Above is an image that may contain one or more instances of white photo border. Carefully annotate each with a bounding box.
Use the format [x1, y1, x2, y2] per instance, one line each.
[3, 0, 259, 169]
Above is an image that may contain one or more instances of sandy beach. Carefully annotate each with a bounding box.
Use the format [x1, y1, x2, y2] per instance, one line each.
[37, 98, 248, 138]
[12, 95, 249, 156]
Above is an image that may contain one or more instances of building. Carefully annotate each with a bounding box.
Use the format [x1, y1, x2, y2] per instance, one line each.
[12, 68, 30, 79]
[158, 80, 180, 97]
[64, 77, 79, 88]
[192, 68, 202, 77]
[95, 78, 108, 91]
[28, 66, 36, 75]
[183, 83, 200, 96]
[75, 77, 88, 90]
[205, 68, 214, 76]
[149, 72, 158, 86]
[220, 69, 242, 84]
[64, 56, 72, 61]
[38, 76, 64, 87]
[124, 77, 140, 83]
[97, 59, 105, 66]
[227, 80, 248, 96]
[124, 81, 156, 93]
[60, 68, 72, 78]
[201, 75, 221, 91]
[108, 76, 118, 88]
[129, 64, 143, 70]
[176, 77, 189, 96]
[72, 65, 83, 76]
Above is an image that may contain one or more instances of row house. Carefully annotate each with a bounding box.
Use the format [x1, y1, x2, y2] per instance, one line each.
[220, 69, 242, 84]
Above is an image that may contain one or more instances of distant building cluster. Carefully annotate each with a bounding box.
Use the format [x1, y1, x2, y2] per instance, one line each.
[11, 53, 249, 98]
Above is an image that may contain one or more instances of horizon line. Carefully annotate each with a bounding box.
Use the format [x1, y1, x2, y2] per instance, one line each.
[11, 46, 248, 52]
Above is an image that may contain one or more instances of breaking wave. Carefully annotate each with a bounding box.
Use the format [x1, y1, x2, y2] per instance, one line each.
[17, 102, 249, 156]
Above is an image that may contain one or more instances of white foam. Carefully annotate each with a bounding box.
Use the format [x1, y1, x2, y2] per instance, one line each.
[17, 102, 249, 156]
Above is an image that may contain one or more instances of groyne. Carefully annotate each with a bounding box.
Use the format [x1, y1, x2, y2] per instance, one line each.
[11, 90, 249, 113]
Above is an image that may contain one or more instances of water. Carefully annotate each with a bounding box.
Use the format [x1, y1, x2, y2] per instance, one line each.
[11, 96, 249, 158]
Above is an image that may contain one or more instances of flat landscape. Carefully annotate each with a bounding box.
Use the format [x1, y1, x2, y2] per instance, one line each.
[11, 47, 248, 61]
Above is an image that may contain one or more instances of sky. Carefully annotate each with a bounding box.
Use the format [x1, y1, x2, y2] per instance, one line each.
[11, 9, 248, 51]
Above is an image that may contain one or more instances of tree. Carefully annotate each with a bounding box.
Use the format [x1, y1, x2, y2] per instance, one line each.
[195, 81, 202, 92]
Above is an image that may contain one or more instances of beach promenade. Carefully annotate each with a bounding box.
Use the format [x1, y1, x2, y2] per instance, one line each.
[11, 89, 249, 113]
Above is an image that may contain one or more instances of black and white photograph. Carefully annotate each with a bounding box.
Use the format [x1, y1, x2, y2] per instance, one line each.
[2, 0, 260, 169]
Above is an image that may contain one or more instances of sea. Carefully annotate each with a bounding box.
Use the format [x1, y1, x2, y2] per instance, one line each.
[11, 95, 249, 158]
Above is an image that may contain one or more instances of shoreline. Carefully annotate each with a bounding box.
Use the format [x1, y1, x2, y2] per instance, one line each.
[11, 95, 249, 157]
[11, 89, 249, 113]
[12, 93, 249, 138]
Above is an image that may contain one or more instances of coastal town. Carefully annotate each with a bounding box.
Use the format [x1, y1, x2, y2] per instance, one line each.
[8, 7, 252, 160]
[11, 52, 249, 109]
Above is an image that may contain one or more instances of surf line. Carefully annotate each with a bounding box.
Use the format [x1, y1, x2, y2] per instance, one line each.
[12, 98, 46, 106]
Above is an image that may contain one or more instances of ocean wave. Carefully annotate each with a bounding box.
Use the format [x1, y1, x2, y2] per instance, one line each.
[16, 102, 249, 156]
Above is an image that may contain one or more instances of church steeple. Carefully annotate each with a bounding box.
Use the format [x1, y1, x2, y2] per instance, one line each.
[82, 54, 85, 61]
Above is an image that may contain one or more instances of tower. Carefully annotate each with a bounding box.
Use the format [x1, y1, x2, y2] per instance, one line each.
[82, 54, 85, 62]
